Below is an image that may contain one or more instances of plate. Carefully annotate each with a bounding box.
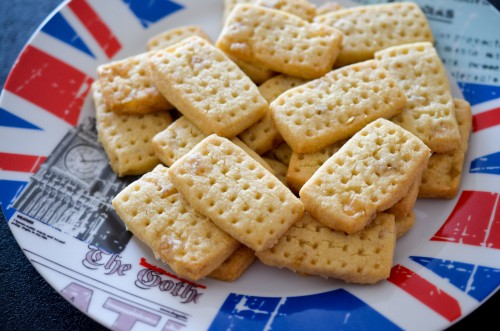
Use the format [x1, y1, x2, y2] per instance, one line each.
[1, 0, 499, 330]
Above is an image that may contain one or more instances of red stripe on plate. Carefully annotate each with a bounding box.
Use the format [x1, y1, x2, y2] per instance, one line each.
[68, 0, 121, 58]
[473, 106, 500, 132]
[139, 258, 207, 289]
[0, 152, 47, 173]
[4, 45, 92, 126]
[431, 190, 498, 247]
[485, 193, 500, 249]
[388, 264, 461, 322]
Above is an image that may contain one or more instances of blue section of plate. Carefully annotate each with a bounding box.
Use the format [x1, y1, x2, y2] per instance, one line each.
[122, 0, 184, 28]
[410, 256, 500, 302]
[0, 108, 41, 130]
[41, 12, 94, 58]
[458, 82, 500, 106]
[470, 152, 500, 175]
[0, 180, 27, 220]
[209, 289, 401, 331]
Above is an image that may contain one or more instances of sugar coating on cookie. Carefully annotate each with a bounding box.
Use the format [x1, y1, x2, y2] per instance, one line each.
[168, 135, 304, 252]
[217, 4, 343, 79]
[149, 36, 268, 138]
[271, 60, 407, 153]
[314, 2, 433, 67]
[375, 42, 460, 153]
[299, 118, 430, 234]
[257, 212, 397, 284]
[92, 81, 172, 177]
[97, 52, 173, 114]
[112, 165, 240, 281]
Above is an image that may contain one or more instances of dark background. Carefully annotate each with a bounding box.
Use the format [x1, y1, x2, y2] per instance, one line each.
[0, 0, 498, 330]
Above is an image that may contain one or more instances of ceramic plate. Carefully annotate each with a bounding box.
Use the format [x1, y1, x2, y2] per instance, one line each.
[1, 0, 499, 330]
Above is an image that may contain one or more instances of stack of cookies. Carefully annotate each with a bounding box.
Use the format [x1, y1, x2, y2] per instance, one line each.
[91, 1, 472, 284]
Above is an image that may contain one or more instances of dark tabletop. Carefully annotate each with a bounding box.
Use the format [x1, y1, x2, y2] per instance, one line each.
[0, 1, 498, 330]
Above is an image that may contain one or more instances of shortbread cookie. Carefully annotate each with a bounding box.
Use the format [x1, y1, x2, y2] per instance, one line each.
[314, 2, 433, 67]
[255, 0, 317, 21]
[224, 0, 317, 23]
[152, 116, 205, 166]
[223, 0, 254, 23]
[286, 141, 344, 193]
[262, 141, 293, 166]
[256, 212, 397, 284]
[419, 99, 473, 198]
[271, 60, 407, 153]
[149, 36, 268, 138]
[147, 25, 212, 51]
[263, 157, 288, 184]
[152, 116, 275, 174]
[169, 135, 304, 252]
[217, 4, 343, 79]
[316, 2, 343, 15]
[112, 165, 240, 281]
[300, 118, 431, 234]
[92, 82, 172, 177]
[97, 52, 173, 114]
[239, 75, 308, 154]
[375, 42, 460, 153]
[394, 210, 415, 239]
[209, 246, 256, 281]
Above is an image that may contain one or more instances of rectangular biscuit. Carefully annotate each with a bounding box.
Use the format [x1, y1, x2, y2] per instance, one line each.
[314, 2, 433, 67]
[224, 0, 317, 24]
[209, 246, 256, 281]
[151, 116, 275, 174]
[255, 0, 317, 21]
[216, 4, 343, 79]
[168, 135, 304, 252]
[418, 99, 473, 198]
[148, 36, 268, 138]
[286, 141, 344, 193]
[375, 42, 461, 153]
[97, 52, 173, 114]
[239, 75, 308, 154]
[223, 0, 254, 23]
[147, 25, 212, 51]
[271, 60, 407, 153]
[112, 165, 240, 281]
[299, 118, 431, 234]
[92, 81, 172, 177]
[256, 212, 397, 284]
